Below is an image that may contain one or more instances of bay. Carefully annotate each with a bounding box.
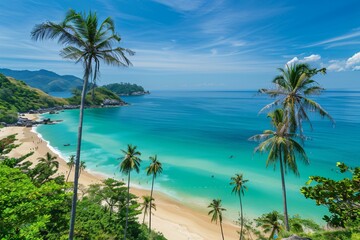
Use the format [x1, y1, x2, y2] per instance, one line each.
[36, 91, 360, 223]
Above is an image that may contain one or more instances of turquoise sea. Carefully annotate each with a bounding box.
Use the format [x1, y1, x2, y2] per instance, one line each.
[36, 91, 360, 223]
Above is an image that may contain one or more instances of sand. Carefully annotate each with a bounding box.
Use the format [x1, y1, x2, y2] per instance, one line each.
[0, 114, 240, 240]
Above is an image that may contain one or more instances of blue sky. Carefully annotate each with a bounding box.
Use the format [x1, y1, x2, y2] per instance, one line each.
[0, 0, 359, 90]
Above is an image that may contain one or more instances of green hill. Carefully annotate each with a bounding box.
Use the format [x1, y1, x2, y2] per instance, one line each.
[0, 73, 126, 124]
[0, 68, 83, 92]
[67, 87, 126, 106]
[0, 73, 68, 123]
[102, 82, 149, 96]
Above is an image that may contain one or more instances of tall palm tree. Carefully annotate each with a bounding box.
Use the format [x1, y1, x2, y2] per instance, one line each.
[208, 199, 226, 240]
[146, 155, 163, 232]
[66, 155, 75, 182]
[259, 63, 334, 135]
[256, 211, 283, 240]
[230, 173, 248, 240]
[249, 109, 309, 231]
[31, 9, 134, 239]
[140, 195, 156, 224]
[120, 144, 141, 240]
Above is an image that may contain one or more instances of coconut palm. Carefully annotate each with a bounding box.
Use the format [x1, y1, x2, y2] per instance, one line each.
[31, 10, 133, 239]
[249, 109, 309, 231]
[259, 63, 334, 135]
[38, 152, 59, 170]
[120, 144, 141, 240]
[256, 211, 283, 240]
[66, 155, 75, 182]
[140, 195, 156, 224]
[79, 161, 86, 175]
[146, 155, 163, 232]
[208, 199, 226, 240]
[230, 173, 248, 240]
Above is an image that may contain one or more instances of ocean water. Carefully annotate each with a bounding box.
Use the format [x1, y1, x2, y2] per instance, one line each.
[36, 91, 360, 223]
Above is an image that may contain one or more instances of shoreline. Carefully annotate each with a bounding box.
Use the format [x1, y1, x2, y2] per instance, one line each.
[0, 114, 240, 240]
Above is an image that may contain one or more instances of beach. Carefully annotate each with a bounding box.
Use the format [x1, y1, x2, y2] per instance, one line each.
[0, 114, 240, 240]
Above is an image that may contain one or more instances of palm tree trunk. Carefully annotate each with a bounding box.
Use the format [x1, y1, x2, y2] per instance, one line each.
[279, 150, 290, 231]
[269, 227, 276, 240]
[220, 220, 225, 240]
[124, 172, 131, 240]
[69, 59, 91, 240]
[239, 193, 243, 240]
[142, 210, 146, 224]
[149, 174, 155, 232]
[66, 166, 72, 182]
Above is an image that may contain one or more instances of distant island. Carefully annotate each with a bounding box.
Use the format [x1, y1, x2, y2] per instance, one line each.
[102, 83, 150, 96]
[0, 73, 126, 125]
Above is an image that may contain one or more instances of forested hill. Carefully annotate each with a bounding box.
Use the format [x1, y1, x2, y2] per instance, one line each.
[0, 68, 83, 92]
[0, 74, 67, 123]
[0, 74, 126, 124]
[102, 83, 149, 96]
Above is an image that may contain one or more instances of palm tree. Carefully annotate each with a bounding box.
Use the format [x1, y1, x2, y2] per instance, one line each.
[146, 155, 163, 232]
[79, 160, 86, 176]
[120, 144, 141, 240]
[208, 199, 226, 240]
[230, 173, 248, 240]
[38, 152, 59, 170]
[259, 63, 334, 135]
[140, 195, 156, 224]
[31, 9, 134, 239]
[66, 155, 75, 182]
[256, 211, 283, 240]
[249, 109, 309, 231]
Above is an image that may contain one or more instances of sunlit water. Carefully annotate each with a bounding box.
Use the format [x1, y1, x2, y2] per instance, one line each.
[36, 91, 360, 224]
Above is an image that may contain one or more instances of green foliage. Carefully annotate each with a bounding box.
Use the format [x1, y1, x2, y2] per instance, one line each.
[0, 136, 166, 239]
[0, 164, 70, 239]
[67, 86, 123, 105]
[253, 211, 322, 240]
[103, 82, 146, 96]
[0, 74, 68, 123]
[301, 162, 360, 227]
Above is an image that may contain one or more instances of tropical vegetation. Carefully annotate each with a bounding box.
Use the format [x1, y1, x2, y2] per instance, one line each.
[0, 135, 166, 240]
[31, 9, 134, 239]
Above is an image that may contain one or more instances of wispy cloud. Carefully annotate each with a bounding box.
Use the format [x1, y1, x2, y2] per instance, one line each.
[151, 0, 205, 12]
[305, 29, 360, 48]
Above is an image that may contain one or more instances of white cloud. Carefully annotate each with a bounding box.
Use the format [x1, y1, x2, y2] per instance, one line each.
[303, 54, 321, 62]
[286, 54, 321, 66]
[324, 52, 360, 72]
[346, 52, 360, 67]
[286, 57, 299, 66]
